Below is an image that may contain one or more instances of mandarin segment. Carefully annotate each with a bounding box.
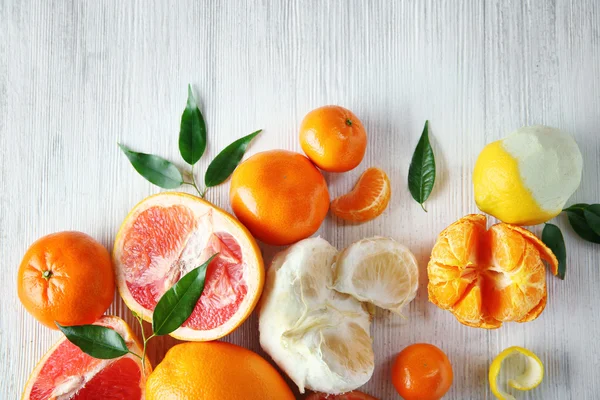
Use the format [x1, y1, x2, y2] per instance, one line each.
[505, 224, 559, 275]
[330, 167, 391, 223]
[427, 214, 556, 329]
[430, 214, 486, 267]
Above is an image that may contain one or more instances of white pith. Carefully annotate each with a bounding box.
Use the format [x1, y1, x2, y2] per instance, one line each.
[502, 125, 583, 213]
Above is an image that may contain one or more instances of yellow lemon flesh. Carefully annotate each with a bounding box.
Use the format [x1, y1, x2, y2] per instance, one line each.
[489, 346, 544, 400]
[473, 125, 582, 225]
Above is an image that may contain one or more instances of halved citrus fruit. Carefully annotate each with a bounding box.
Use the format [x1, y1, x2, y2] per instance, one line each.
[427, 214, 558, 329]
[113, 192, 264, 341]
[331, 167, 391, 222]
[22, 316, 150, 400]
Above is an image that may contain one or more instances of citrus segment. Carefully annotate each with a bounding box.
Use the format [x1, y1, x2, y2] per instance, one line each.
[113, 192, 263, 341]
[333, 237, 418, 314]
[22, 316, 150, 400]
[331, 167, 391, 222]
[427, 214, 557, 329]
[70, 357, 142, 399]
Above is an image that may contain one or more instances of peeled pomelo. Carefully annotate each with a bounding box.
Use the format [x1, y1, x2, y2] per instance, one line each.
[259, 237, 375, 394]
[22, 316, 150, 400]
[113, 192, 264, 341]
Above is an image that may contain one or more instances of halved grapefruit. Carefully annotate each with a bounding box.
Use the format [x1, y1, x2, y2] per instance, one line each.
[113, 192, 264, 341]
[22, 316, 150, 400]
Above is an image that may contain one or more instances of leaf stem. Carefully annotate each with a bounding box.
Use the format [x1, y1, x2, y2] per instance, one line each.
[184, 164, 206, 198]
[140, 333, 156, 373]
[128, 350, 143, 360]
[420, 203, 428, 212]
[133, 312, 151, 375]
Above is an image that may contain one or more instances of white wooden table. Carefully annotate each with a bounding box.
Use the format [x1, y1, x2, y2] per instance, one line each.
[2, 1, 599, 399]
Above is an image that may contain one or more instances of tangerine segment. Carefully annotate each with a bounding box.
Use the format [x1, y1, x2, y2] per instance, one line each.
[427, 214, 555, 329]
[331, 167, 391, 222]
[113, 192, 264, 341]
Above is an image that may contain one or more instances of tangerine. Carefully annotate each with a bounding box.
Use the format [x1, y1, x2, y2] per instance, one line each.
[391, 343, 453, 400]
[427, 214, 558, 328]
[17, 231, 114, 329]
[300, 105, 367, 172]
[230, 150, 330, 245]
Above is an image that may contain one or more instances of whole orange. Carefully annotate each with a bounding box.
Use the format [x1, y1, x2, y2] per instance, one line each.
[17, 231, 115, 329]
[300, 105, 367, 172]
[146, 341, 295, 400]
[391, 343, 453, 400]
[230, 150, 330, 246]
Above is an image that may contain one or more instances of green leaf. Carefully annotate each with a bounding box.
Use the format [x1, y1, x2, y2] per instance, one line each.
[179, 84, 207, 165]
[583, 204, 600, 236]
[408, 120, 436, 211]
[152, 254, 217, 336]
[542, 223, 567, 280]
[56, 322, 129, 359]
[565, 209, 600, 244]
[204, 130, 262, 187]
[563, 203, 590, 214]
[119, 144, 184, 189]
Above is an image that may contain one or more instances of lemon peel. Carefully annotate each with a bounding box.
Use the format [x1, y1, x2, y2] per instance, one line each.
[473, 125, 582, 225]
[489, 346, 544, 400]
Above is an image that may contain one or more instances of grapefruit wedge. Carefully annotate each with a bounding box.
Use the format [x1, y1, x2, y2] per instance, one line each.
[22, 316, 150, 400]
[113, 192, 264, 341]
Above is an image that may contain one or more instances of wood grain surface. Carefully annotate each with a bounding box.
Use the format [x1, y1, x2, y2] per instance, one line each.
[1, 1, 599, 399]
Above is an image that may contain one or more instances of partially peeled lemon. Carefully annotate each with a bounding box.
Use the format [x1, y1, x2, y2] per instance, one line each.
[473, 125, 582, 225]
[489, 346, 544, 400]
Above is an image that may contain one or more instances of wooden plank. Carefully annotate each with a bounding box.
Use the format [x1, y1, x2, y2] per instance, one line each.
[1, 1, 598, 398]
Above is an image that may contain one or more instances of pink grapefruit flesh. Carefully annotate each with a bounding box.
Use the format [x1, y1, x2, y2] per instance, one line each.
[22, 316, 149, 400]
[113, 193, 264, 340]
